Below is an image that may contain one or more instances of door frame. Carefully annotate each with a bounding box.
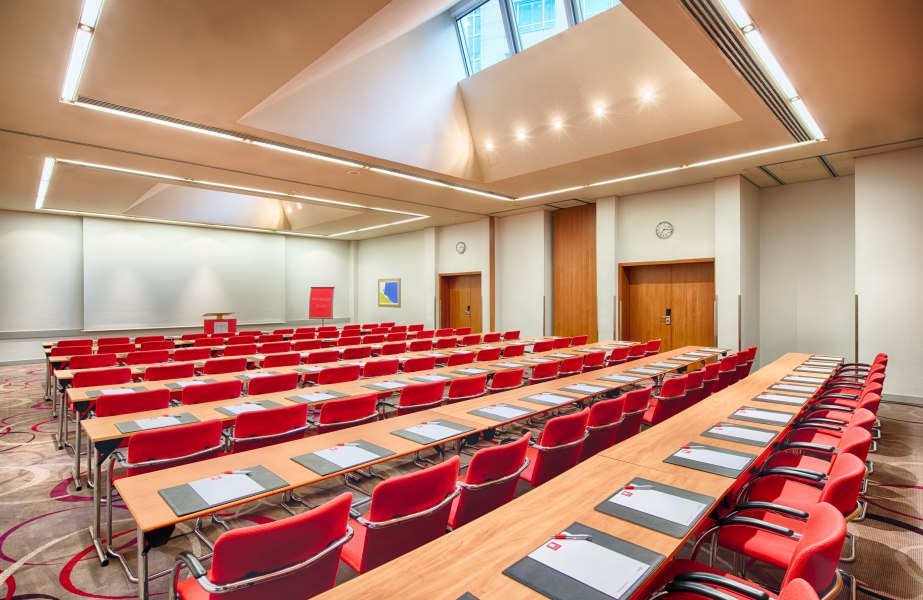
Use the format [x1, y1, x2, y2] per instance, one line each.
[617, 258, 714, 342]
[438, 271, 483, 330]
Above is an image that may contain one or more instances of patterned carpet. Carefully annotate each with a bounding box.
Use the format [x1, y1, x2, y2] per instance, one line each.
[0, 363, 919, 599]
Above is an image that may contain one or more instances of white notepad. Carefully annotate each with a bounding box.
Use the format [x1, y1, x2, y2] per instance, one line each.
[175, 381, 207, 388]
[670, 355, 698, 362]
[647, 362, 679, 369]
[698, 348, 724, 353]
[478, 405, 532, 419]
[607, 488, 706, 526]
[798, 366, 834, 373]
[804, 361, 838, 368]
[300, 366, 324, 372]
[423, 353, 448, 357]
[686, 352, 714, 357]
[456, 368, 490, 375]
[406, 422, 460, 441]
[629, 368, 663, 375]
[314, 445, 380, 469]
[493, 362, 524, 368]
[755, 393, 805, 405]
[674, 447, 750, 470]
[190, 473, 263, 505]
[529, 537, 648, 599]
[784, 375, 826, 384]
[599, 374, 641, 383]
[375, 381, 406, 390]
[548, 353, 576, 359]
[773, 384, 816, 393]
[134, 416, 181, 430]
[527, 358, 554, 363]
[100, 388, 136, 395]
[293, 391, 339, 402]
[563, 383, 608, 394]
[811, 355, 843, 362]
[246, 372, 274, 379]
[224, 403, 266, 415]
[710, 424, 775, 443]
[251, 354, 266, 360]
[415, 374, 452, 382]
[525, 393, 574, 405]
[734, 408, 791, 423]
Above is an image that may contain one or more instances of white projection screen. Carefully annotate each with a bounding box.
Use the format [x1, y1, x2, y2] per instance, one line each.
[82, 218, 285, 330]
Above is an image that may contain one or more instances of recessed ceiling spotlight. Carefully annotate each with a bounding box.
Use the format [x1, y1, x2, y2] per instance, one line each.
[485, 141, 495, 151]
[515, 130, 526, 141]
[641, 90, 654, 102]
[552, 119, 563, 130]
[346, 170, 360, 175]
[593, 104, 605, 116]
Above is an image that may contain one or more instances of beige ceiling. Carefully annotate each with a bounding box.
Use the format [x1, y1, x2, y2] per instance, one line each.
[0, 0, 920, 238]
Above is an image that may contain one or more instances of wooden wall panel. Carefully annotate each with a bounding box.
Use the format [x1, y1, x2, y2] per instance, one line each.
[553, 204, 598, 341]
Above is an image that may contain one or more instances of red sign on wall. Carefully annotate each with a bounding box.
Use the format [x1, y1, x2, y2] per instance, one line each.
[309, 287, 335, 319]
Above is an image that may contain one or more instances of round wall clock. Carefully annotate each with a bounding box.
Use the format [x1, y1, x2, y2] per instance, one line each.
[456, 241, 466, 254]
[655, 221, 674, 239]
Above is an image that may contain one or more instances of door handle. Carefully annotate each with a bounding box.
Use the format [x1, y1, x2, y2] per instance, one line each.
[466, 305, 471, 317]
[662, 307, 671, 325]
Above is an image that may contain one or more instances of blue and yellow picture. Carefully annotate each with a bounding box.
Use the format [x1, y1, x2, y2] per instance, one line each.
[378, 278, 401, 308]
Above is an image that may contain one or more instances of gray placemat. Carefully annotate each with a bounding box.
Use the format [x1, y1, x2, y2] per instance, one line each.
[362, 380, 412, 392]
[701, 422, 776, 447]
[594, 477, 714, 538]
[214, 399, 284, 417]
[390, 419, 475, 444]
[286, 390, 349, 404]
[663, 442, 757, 478]
[292, 439, 395, 476]
[85, 385, 149, 399]
[159, 465, 288, 517]
[752, 392, 807, 407]
[468, 403, 536, 422]
[115, 412, 200, 434]
[410, 374, 457, 383]
[519, 393, 578, 407]
[165, 379, 218, 391]
[729, 406, 794, 426]
[234, 370, 282, 381]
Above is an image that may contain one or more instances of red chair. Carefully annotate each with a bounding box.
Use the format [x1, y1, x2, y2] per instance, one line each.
[95, 388, 170, 418]
[292, 332, 316, 341]
[454, 327, 472, 336]
[262, 352, 301, 368]
[272, 328, 294, 335]
[295, 327, 316, 335]
[124, 350, 170, 366]
[528, 361, 559, 384]
[362, 359, 400, 379]
[446, 352, 475, 367]
[257, 335, 284, 344]
[502, 330, 521, 340]
[292, 339, 323, 351]
[173, 347, 213, 362]
[98, 343, 136, 355]
[531, 340, 554, 353]
[236, 330, 263, 337]
[487, 368, 524, 393]
[97, 336, 130, 346]
[402, 356, 436, 373]
[458, 334, 481, 346]
[502, 343, 526, 358]
[229, 403, 309, 452]
[653, 576, 819, 600]
[370, 327, 389, 336]
[520, 409, 589, 487]
[134, 335, 165, 344]
[475, 347, 502, 361]
[643, 338, 662, 357]
[434, 337, 457, 349]
[140, 340, 175, 351]
[248, 372, 299, 396]
[341, 457, 460, 574]
[408, 339, 433, 352]
[578, 397, 624, 461]
[362, 334, 385, 344]
[68, 353, 118, 370]
[581, 351, 607, 372]
[482, 332, 501, 343]
[338, 336, 362, 347]
[180, 333, 209, 341]
[412, 330, 435, 340]
[765, 424, 873, 478]
[407, 324, 424, 333]
[202, 357, 248, 375]
[604, 345, 631, 367]
[226, 335, 256, 345]
[445, 374, 488, 404]
[182, 379, 243, 405]
[557, 356, 584, 378]
[679, 368, 706, 410]
[448, 433, 531, 529]
[386, 381, 446, 416]
[312, 394, 379, 434]
[194, 338, 224, 348]
[316, 364, 361, 386]
[57, 339, 93, 348]
[714, 354, 739, 392]
[385, 332, 407, 342]
[222, 344, 258, 357]
[700, 362, 721, 398]
[736, 345, 758, 379]
[570, 335, 588, 346]
[552, 337, 571, 350]
[379, 342, 406, 356]
[145, 362, 195, 382]
[643, 375, 687, 426]
[340, 346, 371, 361]
[435, 328, 453, 337]
[626, 343, 646, 362]
[360, 323, 378, 331]
[614, 388, 651, 443]
[260, 341, 291, 354]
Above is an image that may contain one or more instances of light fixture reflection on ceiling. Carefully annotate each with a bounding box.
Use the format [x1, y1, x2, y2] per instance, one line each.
[250, 140, 364, 168]
[73, 101, 245, 141]
[35, 158, 56, 209]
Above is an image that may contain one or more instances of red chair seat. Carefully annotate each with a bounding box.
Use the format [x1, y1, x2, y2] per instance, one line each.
[716, 515, 802, 568]
[635, 559, 762, 599]
[744, 476, 823, 513]
[761, 452, 833, 475]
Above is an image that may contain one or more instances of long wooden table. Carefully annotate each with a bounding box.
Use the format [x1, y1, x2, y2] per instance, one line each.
[314, 352, 824, 600]
[109, 346, 729, 598]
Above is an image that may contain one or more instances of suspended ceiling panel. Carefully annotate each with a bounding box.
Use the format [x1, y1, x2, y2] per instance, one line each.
[763, 158, 833, 185]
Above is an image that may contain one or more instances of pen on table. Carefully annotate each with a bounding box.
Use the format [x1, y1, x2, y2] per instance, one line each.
[624, 484, 653, 490]
[336, 442, 359, 447]
[682, 444, 706, 449]
[552, 533, 592, 540]
[223, 470, 251, 475]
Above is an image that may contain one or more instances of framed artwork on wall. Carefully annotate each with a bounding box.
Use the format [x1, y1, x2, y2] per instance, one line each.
[378, 278, 401, 308]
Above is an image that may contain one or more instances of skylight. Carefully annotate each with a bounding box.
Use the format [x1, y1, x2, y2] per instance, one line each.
[455, 0, 621, 75]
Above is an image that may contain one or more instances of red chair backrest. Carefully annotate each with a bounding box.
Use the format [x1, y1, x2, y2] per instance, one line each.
[380, 342, 406, 355]
[502, 330, 520, 340]
[223, 344, 258, 357]
[531, 340, 554, 353]
[701, 361, 721, 396]
[306, 349, 339, 364]
[58, 339, 93, 347]
[248, 372, 299, 396]
[126, 419, 223, 476]
[72, 367, 132, 388]
[172, 347, 212, 362]
[607, 346, 631, 363]
[558, 356, 584, 376]
[817, 453, 866, 516]
[615, 388, 652, 443]
[227, 336, 257, 345]
[681, 368, 707, 408]
[317, 364, 361, 385]
[292, 339, 323, 351]
[435, 337, 457, 349]
[362, 334, 385, 344]
[446, 351, 475, 367]
[451, 433, 530, 529]
[317, 394, 379, 433]
[363, 359, 400, 378]
[257, 335, 284, 344]
[779, 579, 820, 600]
[124, 350, 171, 366]
[182, 379, 243, 405]
[397, 381, 446, 415]
[502, 343, 526, 358]
[529, 361, 559, 382]
[181, 333, 209, 340]
[202, 357, 247, 375]
[627, 343, 646, 358]
[408, 339, 434, 352]
[273, 328, 294, 335]
[95, 388, 171, 417]
[97, 343, 136, 354]
[292, 332, 316, 340]
[582, 351, 607, 370]
[435, 328, 453, 337]
[413, 330, 435, 340]
[50, 345, 93, 358]
[579, 397, 624, 461]
[370, 327, 389, 335]
[134, 336, 165, 344]
[475, 347, 502, 361]
[552, 337, 571, 349]
[317, 330, 339, 339]
[837, 425, 873, 464]
[781, 503, 846, 593]
[232, 403, 308, 452]
[389, 325, 407, 333]
[644, 338, 661, 354]
[402, 356, 437, 373]
[262, 352, 302, 368]
[238, 330, 265, 337]
[338, 336, 362, 347]
[460, 334, 481, 346]
[342, 346, 373, 361]
[446, 374, 487, 403]
[455, 327, 471, 336]
[482, 332, 501, 343]
[489, 368, 524, 392]
[360, 324, 378, 330]
[356, 457, 459, 572]
[68, 353, 118, 370]
[260, 341, 291, 354]
[139, 340, 175, 351]
[194, 338, 224, 347]
[647, 375, 687, 425]
[145, 362, 196, 382]
[529, 409, 589, 486]
[407, 324, 423, 332]
[570, 335, 588, 346]
[386, 332, 407, 342]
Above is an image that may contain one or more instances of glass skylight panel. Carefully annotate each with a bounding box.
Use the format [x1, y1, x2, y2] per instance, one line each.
[511, 0, 568, 50]
[576, 0, 620, 21]
[457, 0, 511, 74]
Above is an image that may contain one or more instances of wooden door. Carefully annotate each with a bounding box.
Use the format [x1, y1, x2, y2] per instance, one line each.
[622, 261, 714, 350]
[553, 204, 598, 341]
[440, 274, 483, 333]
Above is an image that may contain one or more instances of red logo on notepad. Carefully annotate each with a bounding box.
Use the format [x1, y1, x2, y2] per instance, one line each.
[621, 491, 633, 497]
[546, 542, 561, 551]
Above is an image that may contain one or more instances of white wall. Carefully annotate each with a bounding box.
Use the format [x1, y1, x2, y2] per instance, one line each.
[355, 230, 429, 326]
[496, 210, 551, 338]
[855, 147, 923, 398]
[740, 178, 760, 359]
[759, 176, 855, 365]
[285, 236, 352, 321]
[596, 196, 618, 340]
[437, 219, 491, 331]
[715, 176, 743, 350]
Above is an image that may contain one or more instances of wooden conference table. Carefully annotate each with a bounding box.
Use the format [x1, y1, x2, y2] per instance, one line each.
[104, 345, 732, 598]
[318, 352, 830, 600]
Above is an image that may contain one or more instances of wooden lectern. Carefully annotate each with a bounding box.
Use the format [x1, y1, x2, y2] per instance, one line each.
[203, 312, 237, 335]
